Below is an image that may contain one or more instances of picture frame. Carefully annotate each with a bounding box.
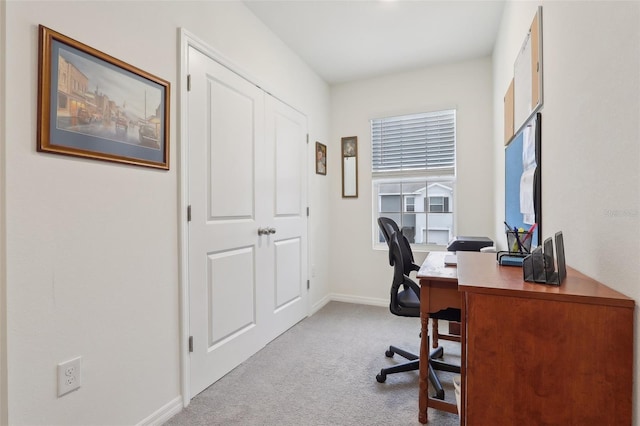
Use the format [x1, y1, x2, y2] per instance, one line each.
[341, 136, 358, 198]
[315, 141, 326, 175]
[37, 25, 170, 169]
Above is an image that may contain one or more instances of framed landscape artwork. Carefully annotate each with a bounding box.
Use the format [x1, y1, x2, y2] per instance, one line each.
[37, 25, 170, 169]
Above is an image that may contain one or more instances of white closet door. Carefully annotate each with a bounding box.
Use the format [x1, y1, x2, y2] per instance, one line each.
[187, 47, 268, 396]
[186, 46, 308, 398]
[262, 95, 308, 343]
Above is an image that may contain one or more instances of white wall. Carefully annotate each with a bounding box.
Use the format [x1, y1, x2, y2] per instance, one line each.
[2, 1, 330, 425]
[5, 0, 637, 424]
[0, 0, 7, 423]
[329, 58, 494, 304]
[493, 2, 640, 423]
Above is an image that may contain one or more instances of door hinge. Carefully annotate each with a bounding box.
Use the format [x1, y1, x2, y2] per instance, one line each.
[306, 134, 309, 144]
[307, 279, 310, 290]
[187, 205, 192, 222]
[187, 74, 191, 91]
[188, 336, 193, 352]
[306, 207, 309, 217]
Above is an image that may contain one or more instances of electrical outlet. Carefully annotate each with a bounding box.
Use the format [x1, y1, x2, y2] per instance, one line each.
[57, 356, 82, 397]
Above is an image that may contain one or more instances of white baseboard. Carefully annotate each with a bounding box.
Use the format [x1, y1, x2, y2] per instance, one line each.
[137, 396, 182, 426]
[310, 294, 388, 316]
[329, 293, 388, 308]
[310, 294, 332, 315]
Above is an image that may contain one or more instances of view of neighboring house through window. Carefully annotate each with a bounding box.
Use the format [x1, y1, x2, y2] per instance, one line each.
[405, 196, 415, 212]
[372, 109, 456, 247]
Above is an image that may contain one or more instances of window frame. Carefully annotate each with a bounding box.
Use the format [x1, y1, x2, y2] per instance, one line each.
[371, 109, 457, 252]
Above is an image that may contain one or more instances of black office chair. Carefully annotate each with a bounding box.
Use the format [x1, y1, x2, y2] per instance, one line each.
[378, 217, 460, 351]
[376, 220, 460, 400]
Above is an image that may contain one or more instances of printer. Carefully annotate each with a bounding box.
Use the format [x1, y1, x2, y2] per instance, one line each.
[446, 236, 494, 252]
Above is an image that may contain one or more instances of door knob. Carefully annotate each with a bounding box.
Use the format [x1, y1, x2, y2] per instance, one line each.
[257, 227, 269, 236]
[268, 227, 276, 234]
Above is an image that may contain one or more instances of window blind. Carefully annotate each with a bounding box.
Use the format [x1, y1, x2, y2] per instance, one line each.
[371, 109, 456, 175]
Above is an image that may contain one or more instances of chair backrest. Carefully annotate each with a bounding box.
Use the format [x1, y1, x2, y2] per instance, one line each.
[395, 231, 419, 278]
[388, 231, 421, 317]
[377, 217, 399, 246]
[377, 216, 419, 272]
[378, 217, 399, 267]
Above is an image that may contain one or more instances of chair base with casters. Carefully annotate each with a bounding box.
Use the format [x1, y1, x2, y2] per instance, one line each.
[376, 331, 461, 400]
[375, 345, 418, 384]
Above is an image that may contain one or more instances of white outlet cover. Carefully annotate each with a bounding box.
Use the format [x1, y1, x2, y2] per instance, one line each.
[57, 356, 82, 397]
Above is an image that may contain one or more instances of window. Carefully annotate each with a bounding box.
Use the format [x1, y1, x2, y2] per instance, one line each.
[372, 110, 456, 247]
[428, 196, 450, 213]
[404, 196, 415, 212]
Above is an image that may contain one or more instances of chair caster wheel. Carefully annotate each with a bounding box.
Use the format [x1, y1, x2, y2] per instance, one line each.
[376, 372, 387, 383]
[385, 349, 394, 357]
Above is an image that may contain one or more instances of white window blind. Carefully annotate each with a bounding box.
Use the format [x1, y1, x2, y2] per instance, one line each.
[371, 109, 456, 175]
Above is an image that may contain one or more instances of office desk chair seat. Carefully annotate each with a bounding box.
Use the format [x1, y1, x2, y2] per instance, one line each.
[397, 288, 419, 309]
[375, 230, 461, 400]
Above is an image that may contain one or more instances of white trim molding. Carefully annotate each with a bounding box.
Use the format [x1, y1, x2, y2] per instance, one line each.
[330, 293, 388, 308]
[136, 396, 182, 426]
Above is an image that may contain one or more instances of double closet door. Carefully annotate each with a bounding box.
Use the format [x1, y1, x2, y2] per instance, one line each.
[187, 46, 308, 397]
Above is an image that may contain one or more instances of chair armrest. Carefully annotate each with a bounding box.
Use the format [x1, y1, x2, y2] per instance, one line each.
[404, 275, 421, 300]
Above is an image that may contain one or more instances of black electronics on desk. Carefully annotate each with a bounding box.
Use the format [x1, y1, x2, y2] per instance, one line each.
[446, 236, 494, 252]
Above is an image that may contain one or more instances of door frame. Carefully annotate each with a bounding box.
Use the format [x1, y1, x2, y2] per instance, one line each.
[178, 28, 310, 406]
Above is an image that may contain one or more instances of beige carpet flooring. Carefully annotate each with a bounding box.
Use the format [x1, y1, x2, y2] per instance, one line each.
[165, 301, 460, 426]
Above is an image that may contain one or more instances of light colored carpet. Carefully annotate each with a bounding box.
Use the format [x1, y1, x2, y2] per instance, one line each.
[165, 301, 460, 426]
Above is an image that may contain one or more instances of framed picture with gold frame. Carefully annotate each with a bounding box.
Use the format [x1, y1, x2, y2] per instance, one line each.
[37, 25, 170, 169]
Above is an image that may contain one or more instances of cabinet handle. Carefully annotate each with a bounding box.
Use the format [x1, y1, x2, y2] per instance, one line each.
[257, 227, 269, 236]
[268, 227, 276, 234]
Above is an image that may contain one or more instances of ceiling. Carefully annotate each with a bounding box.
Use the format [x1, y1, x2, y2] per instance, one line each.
[244, 0, 506, 85]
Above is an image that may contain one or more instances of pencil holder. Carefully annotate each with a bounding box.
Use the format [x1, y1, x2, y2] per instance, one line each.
[506, 230, 531, 254]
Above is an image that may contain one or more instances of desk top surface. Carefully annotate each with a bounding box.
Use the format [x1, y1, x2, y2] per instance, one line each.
[419, 251, 634, 308]
[416, 251, 458, 282]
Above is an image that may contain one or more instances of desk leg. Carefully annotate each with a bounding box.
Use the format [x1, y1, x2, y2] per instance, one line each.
[419, 298, 429, 423]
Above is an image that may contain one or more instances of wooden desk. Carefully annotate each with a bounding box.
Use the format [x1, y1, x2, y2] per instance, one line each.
[417, 251, 635, 425]
[417, 252, 461, 423]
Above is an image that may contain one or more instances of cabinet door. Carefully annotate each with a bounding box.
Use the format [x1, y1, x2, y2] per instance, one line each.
[465, 292, 632, 424]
